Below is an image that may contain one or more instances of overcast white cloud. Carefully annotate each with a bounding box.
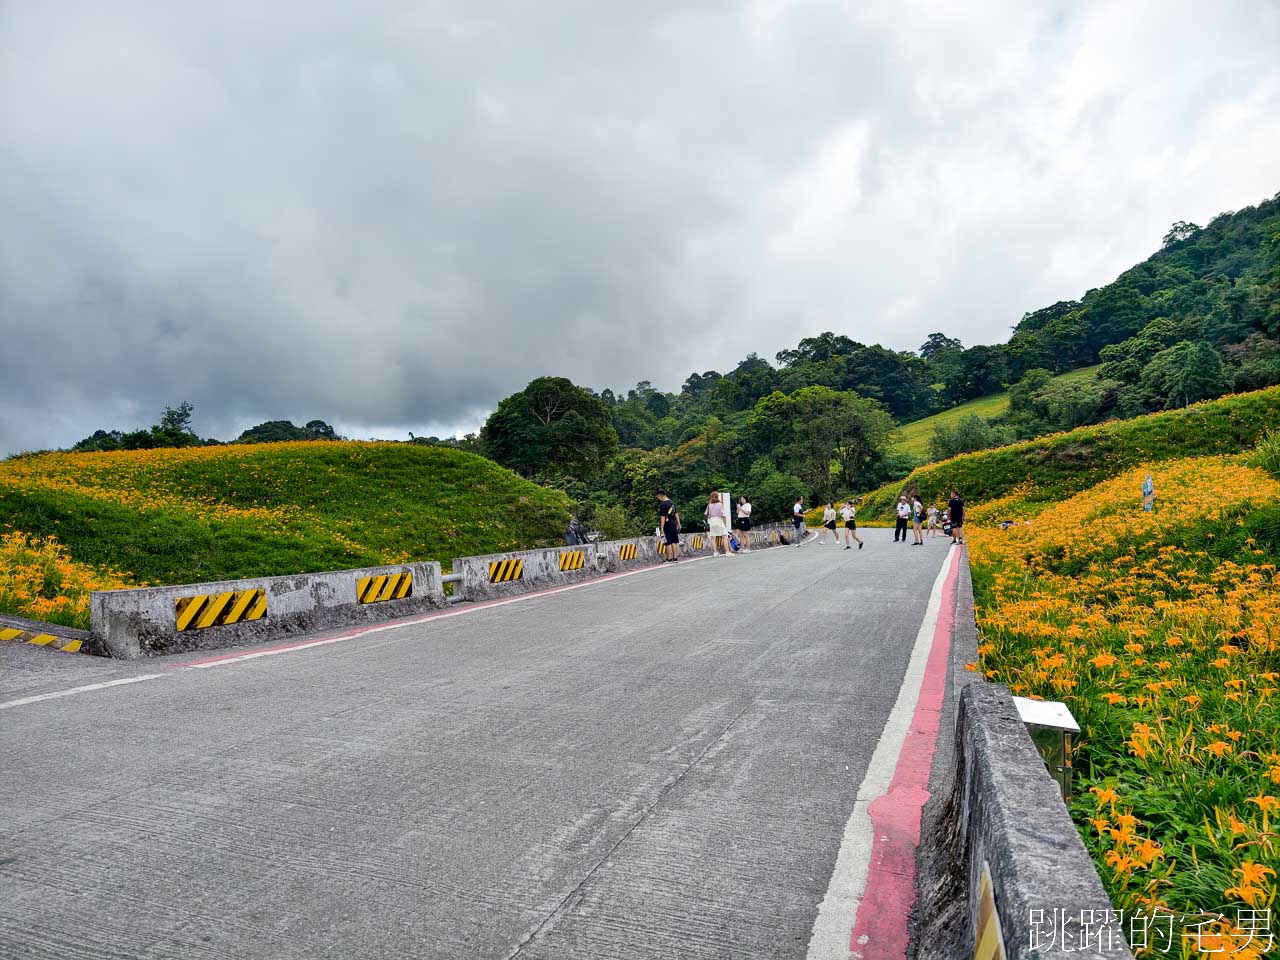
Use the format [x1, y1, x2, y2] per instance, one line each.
[2, 0, 1278, 454]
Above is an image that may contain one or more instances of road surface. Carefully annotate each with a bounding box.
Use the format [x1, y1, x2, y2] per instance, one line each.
[1, 530, 957, 959]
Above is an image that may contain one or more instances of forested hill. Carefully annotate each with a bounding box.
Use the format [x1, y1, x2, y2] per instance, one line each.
[468, 190, 1280, 534]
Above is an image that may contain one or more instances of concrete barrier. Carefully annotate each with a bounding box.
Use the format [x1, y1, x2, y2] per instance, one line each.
[600, 536, 661, 572]
[913, 559, 1132, 959]
[452, 543, 607, 601]
[90, 562, 445, 660]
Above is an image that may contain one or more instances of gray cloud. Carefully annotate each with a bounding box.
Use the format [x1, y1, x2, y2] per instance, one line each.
[2, 0, 1279, 454]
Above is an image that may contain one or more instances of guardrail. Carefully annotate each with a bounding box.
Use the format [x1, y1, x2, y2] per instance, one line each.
[87, 523, 800, 658]
[913, 557, 1132, 960]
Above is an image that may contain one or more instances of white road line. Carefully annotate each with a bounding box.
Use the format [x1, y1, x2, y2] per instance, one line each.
[0, 674, 165, 712]
[805, 544, 957, 960]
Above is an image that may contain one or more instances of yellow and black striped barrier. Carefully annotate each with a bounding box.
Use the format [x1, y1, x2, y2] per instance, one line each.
[175, 589, 267, 632]
[691, 535, 705, 550]
[973, 862, 1007, 960]
[489, 558, 524, 583]
[559, 550, 585, 572]
[357, 572, 413, 604]
[0, 625, 83, 654]
[618, 543, 637, 561]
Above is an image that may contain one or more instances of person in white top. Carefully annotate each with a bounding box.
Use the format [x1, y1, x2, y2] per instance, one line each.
[735, 496, 752, 552]
[792, 497, 806, 546]
[840, 501, 863, 550]
[895, 496, 911, 542]
[926, 504, 939, 537]
[912, 496, 925, 545]
[818, 503, 838, 544]
[704, 491, 731, 557]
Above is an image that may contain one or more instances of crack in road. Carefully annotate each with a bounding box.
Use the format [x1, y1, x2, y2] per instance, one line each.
[502, 698, 757, 959]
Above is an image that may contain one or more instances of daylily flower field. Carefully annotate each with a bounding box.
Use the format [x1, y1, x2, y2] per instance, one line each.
[969, 451, 1280, 954]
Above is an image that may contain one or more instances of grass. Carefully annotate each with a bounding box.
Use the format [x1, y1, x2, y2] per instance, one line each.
[0, 442, 572, 628]
[860, 385, 1280, 523]
[893, 365, 1102, 462]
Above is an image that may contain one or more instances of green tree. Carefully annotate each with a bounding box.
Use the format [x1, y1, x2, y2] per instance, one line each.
[927, 414, 1010, 461]
[481, 377, 619, 481]
[1137, 340, 1228, 409]
[238, 420, 308, 443]
[749, 386, 896, 497]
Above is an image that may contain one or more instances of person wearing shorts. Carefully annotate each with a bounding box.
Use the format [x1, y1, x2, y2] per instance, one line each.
[912, 496, 925, 545]
[841, 501, 863, 550]
[792, 496, 806, 546]
[926, 504, 939, 537]
[819, 503, 838, 544]
[736, 496, 752, 552]
[657, 489, 681, 561]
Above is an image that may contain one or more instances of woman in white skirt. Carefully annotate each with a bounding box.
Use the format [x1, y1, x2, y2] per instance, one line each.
[705, 492, 731, 557]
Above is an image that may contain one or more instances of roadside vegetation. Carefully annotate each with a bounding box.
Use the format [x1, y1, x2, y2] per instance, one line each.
[857, 386, 1280, 523]
[0, 442, 570, 629]
[909, 399, 1280, 938]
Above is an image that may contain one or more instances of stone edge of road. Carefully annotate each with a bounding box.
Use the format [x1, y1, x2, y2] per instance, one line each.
[910, 553, 1134, 960]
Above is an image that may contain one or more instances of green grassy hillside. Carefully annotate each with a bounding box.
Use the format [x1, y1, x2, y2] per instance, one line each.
[0, 442, 572, 626]
[893, 365, 1101, 461]
[861, 385, 1280, 521]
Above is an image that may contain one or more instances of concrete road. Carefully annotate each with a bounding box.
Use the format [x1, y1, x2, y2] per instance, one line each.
[1, 530, 956, 959]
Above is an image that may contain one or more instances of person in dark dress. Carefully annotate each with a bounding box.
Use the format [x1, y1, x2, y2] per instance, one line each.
[948, 490, 965, 545]
[657, 489, 682, 562]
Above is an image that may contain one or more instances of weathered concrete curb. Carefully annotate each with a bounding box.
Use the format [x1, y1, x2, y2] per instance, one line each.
[912, 557, 1131, 959]
[90, 562, 445, 659]
[0, 613, 100, 656]
[452, 544, 607, 601]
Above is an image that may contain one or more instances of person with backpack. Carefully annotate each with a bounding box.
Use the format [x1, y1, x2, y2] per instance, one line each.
[912, 496, 925, 545]
[840, 500, 863, 550]
[657, 489, 681, 562]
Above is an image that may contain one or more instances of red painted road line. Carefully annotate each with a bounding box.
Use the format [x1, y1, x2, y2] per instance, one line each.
[168, 557, 701, 669]
[848, 547, 961, 959]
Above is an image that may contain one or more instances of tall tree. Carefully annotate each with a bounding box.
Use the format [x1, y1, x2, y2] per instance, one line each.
[481, 377, 619, 481]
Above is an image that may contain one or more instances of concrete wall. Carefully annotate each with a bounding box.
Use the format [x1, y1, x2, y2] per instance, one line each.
[91, 562, 445, 660]
[452, 543, 607, 601]
[913, 559, 1132, 960]
[599, 536, 662, 572]
[86, 523, 798, 659]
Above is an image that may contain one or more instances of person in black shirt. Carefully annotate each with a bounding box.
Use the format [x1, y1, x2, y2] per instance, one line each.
[948, 490, 965, 545]
[657, 489, 682, 562]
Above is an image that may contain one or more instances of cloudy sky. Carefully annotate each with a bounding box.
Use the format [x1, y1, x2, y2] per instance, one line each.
[2, 1, 1279, 454]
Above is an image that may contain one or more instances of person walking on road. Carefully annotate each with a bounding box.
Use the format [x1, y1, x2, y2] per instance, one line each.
[657, 489, 681, 562]
[705, 492, 731, 557]
[895, 496, 910, 542]
[841, 500, 863, 550]
[736, 496, 753, 552]
[926, 504, 939, 537]
[948, 490, 965, 545]
[792, 496, 807, 546]
[912, 496, 925, 545]
[819, 502, 839, 544]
